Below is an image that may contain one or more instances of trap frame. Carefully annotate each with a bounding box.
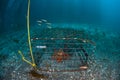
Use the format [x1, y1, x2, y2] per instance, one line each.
[30, 26, 96, 72]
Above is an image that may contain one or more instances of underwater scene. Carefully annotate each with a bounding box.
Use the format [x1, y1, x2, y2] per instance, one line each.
[0, 0, 120, 80]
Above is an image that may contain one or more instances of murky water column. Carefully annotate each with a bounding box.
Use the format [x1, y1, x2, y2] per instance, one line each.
[4, 0, 26, 31]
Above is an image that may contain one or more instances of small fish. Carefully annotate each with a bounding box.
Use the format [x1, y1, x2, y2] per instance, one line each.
[46, 23, 51, 25]
[36, 45, 47, 49]
[41, 19, 47, 22]
[37, 20, 42, 23]
[47, 26, 52, 29]
[80, 65, 88, 70]
[38, 24, 41, 26]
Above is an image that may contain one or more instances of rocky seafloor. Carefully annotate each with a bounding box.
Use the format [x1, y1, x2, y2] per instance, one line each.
[0, 24, 120, 80]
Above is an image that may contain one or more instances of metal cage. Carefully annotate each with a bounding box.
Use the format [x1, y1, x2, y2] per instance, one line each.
[30, 23, 96, 72]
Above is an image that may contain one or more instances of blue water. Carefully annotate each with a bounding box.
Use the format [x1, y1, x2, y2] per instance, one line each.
[0, 0, 120, 34]
[0, 0, 120, 80]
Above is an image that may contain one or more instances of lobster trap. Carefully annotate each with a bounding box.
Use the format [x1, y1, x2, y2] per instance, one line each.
[30, 21, 96, 72]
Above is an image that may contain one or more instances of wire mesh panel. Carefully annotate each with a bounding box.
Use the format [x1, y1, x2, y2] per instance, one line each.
[30, 24, 96, 72]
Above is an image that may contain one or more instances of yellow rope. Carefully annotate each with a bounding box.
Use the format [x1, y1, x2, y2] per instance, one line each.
[18, 50, 33, 66]
[18, 0, 36, 68]
[27, 0, 36, 66]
